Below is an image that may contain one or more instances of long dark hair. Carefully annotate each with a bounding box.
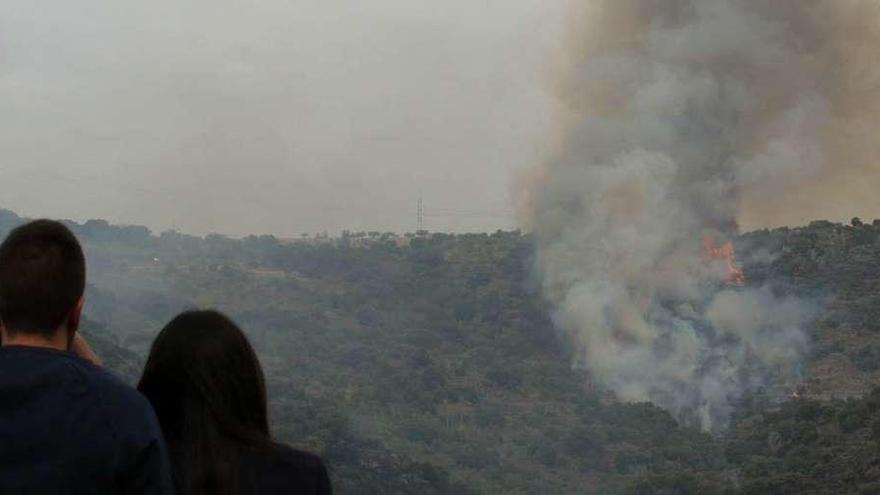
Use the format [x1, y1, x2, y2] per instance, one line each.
[138, 310, 271, 495]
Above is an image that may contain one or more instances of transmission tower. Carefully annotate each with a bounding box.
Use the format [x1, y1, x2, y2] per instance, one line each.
[417, 197, 424, 231]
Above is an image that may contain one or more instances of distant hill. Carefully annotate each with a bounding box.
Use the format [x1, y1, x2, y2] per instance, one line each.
[1, 208, 879, 494]
[739, 219, 880, 401]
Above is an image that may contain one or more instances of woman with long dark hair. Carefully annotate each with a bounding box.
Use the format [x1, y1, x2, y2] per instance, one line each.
[138, 310, 331, 495]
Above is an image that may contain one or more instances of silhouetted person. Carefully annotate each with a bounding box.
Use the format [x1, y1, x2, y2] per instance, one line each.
[0, 220, 174, 494]
[138, 310, 332, 495]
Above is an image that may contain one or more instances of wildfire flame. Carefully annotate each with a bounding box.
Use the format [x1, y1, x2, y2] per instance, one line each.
[703, 235, 745, 286]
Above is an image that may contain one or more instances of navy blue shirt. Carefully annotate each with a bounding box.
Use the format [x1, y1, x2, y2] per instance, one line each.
[0, 346, 174, 494]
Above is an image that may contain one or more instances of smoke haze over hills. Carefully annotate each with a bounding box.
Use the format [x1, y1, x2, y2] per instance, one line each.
[4, 1, 880, 238]
[0, 0, 565, 236]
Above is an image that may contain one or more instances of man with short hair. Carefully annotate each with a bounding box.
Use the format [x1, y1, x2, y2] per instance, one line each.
[0, 220, 174, 494]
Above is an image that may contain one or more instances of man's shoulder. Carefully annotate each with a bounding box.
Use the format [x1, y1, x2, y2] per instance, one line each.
[63, 356, 157, 434]
[81, 361, 151, 413]
[0, 346, 141, 407]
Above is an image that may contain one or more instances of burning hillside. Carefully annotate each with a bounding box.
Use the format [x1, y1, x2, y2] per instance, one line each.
[704, 235, 745, 286]
[522, 0, 880, 430]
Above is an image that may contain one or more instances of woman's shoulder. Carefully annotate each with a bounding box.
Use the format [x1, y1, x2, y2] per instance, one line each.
[239, 443, 331, 495]
[261, 443, 327, 470]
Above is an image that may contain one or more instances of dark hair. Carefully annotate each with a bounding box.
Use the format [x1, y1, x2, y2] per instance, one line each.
[138, 310, 271, 495]
[0, 220, 86, 336]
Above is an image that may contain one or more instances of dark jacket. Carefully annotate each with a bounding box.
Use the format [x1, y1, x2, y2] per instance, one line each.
[0, 346, 175, 494]
[239, 444, 332, 495]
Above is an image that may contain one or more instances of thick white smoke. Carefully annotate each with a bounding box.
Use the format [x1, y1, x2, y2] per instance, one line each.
[524, 0, 880, 430]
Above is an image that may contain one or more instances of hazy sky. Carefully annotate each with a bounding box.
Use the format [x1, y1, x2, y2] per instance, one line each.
[1, 0, 566, 237]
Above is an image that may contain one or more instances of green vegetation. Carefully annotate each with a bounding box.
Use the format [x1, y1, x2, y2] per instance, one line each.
[727, 390, 880, 494]
[2, 208, 879, 494]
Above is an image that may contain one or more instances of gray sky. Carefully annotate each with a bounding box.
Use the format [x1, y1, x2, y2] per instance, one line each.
[1, 0, 566, 237]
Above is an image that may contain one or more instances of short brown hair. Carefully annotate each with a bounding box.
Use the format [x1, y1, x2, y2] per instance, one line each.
[0, 220, 86, 336]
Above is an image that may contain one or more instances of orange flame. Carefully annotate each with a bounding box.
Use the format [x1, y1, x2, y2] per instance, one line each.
[703, 235, 745, 286]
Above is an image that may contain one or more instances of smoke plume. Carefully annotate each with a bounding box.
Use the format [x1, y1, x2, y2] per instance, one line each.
[524, 0, 880, 429]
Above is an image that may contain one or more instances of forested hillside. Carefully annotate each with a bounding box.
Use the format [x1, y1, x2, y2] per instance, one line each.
[2, 209, 879, 494]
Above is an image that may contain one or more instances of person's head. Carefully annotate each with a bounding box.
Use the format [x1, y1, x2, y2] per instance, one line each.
[137, 310, 270, 495]
[0, 220, 86, 346]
